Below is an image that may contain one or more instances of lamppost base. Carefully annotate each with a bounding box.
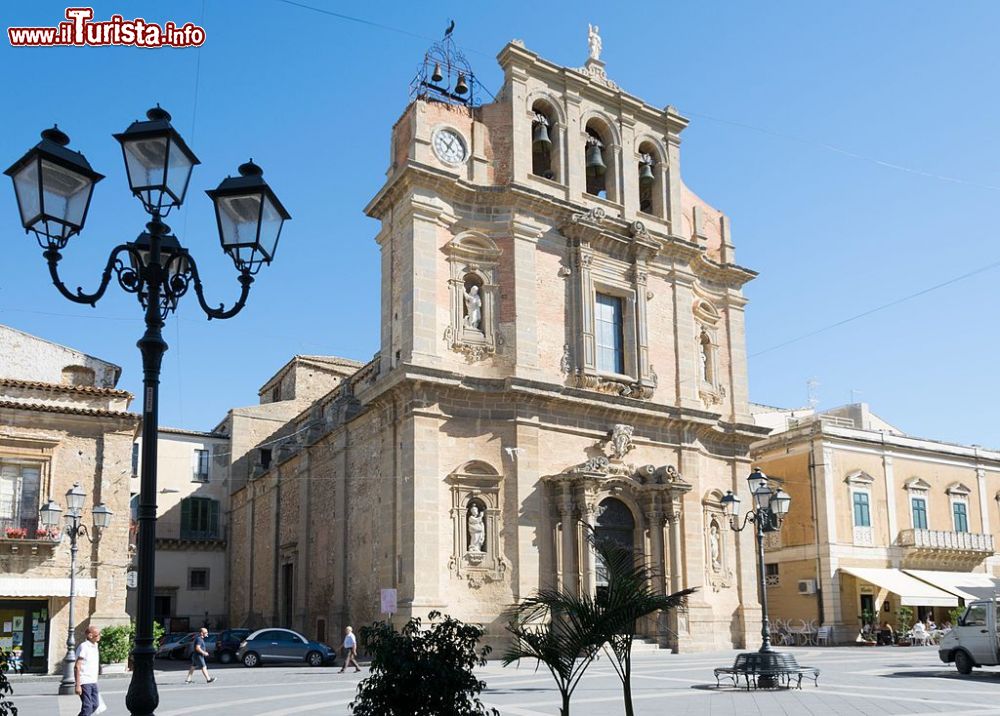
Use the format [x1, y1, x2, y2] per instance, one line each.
[58, 653, 77, 695]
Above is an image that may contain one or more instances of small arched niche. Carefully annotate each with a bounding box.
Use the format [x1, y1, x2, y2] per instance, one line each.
[446, 460, 504, 579]
[444, 232, 501, 362]
[461, 273, 484, 332]
[636, 140, 664, 218]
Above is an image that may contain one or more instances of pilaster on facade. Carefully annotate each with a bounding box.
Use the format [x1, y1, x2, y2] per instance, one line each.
[509, 219, 543, 377]
[977, 466, 991, 534]
[512, 420, 542, 601]
[670, 270, 702, 411]
[883, 454, 898, 542]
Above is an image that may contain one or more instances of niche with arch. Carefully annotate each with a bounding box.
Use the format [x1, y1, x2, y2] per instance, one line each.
[444, 232, 502, 362]
[693, 299, 724, 405]
[446, 461, 505, 581]
[702, 490, 734, 592]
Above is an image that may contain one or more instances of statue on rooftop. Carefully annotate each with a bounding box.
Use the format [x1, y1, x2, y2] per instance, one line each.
[588, 24, 602, 61]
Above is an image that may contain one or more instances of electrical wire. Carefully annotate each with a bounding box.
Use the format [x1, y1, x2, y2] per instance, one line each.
[749, 258, 1000, 358]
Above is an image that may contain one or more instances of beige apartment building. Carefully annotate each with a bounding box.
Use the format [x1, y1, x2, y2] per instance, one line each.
[752, 403, 1000, 643]
[0, 325, 134, 672]
[127, 428, 230, 632]
[226, 34, 769, 653]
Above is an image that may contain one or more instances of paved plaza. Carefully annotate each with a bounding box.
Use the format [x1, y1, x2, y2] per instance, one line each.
[9, 645, 1000, 715]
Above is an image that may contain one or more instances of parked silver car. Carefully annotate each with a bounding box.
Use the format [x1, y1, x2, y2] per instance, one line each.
[236, 628, 337, 667]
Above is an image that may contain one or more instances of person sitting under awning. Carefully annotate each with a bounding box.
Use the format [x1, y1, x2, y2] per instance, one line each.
[877, 621, 895, 646]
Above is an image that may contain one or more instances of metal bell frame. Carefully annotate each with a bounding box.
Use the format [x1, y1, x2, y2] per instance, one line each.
[410, 31, 481, 107]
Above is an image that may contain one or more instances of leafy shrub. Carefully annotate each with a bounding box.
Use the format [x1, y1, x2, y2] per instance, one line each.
[897, 605, 914, 634]
[350, 611, 497, 716]
[99, 621, 165, 664]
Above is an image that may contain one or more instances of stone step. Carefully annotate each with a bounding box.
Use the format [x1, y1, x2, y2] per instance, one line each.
[628, 638, 664, 652]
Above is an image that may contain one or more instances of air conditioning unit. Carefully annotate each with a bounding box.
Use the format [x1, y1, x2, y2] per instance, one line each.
[797, 579, 817, 595]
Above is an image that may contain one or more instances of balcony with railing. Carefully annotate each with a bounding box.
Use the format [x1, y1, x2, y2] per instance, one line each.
[897, 528, 995, 568]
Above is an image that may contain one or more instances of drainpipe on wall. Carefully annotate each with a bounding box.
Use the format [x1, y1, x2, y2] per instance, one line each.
[808, 452, 824, 625]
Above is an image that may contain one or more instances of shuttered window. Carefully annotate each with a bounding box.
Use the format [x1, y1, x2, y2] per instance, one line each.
[0, 462, 41, 533]
[911, 497, 928, 529]
[852, 491, 871, 528]
[180, 497, 220, 540]
[953, 502, 969, 533]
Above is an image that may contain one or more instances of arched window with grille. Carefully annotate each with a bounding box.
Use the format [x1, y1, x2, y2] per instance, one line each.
[594, 497, 636, 590]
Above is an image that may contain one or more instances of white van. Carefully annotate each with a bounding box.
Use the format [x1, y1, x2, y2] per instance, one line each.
[938, 599, 1000, 674]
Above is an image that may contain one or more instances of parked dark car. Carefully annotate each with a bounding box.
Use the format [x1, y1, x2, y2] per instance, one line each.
[214, 628, 252, 665]
[155, 632, 217, 660]
[236, 628, 336, 668]
[155, 632, 191, 659]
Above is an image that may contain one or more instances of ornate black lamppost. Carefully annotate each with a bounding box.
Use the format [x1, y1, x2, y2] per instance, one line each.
[39, 484, 113, 695]
[721, 468, 791, 687]
[5, 107, 290, 715]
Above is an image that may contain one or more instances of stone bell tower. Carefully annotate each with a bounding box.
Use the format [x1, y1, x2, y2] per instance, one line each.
[362, 28, 767, 652]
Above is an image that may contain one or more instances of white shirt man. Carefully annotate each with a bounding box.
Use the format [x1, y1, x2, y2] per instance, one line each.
[75, 626, 101, 716]
[339, 626, 360, 673]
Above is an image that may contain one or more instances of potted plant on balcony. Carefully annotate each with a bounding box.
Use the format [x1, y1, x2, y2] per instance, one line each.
[3, 527, 27, 540]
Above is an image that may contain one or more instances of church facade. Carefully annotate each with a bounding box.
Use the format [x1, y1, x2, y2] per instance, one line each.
[227, 36, 768, 652]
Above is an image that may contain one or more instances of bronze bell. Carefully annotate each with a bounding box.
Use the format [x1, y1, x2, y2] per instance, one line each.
[638, 158, 655, 187]
[585, 141, 606, 177]
[532, 121, 552, 150]
[454, 72, 469, 95]
[431, 62, 443, 83]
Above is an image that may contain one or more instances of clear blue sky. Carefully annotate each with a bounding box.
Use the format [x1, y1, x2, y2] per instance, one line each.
[2, 1, 998, 447]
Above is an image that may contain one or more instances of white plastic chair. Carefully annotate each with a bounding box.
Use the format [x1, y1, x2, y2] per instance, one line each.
[815, 625, 832, 646]
[911, 623, 929, 646]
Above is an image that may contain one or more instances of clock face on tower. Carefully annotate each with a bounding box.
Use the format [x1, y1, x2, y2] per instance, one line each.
[432, 128, 468, 165]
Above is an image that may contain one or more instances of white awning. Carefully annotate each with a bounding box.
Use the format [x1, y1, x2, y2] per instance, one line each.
[840, 567, 957, 606]
[903, 569, 1000, 602]
[0, 577, 96, 598]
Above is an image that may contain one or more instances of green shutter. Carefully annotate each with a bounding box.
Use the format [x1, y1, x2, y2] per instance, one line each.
[210, 500, 220, 539]
[180, 498, 191, 537]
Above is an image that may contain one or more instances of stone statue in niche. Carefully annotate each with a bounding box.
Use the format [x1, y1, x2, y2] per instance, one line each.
[588, 24, 602, 61]
[467, 503, 485, 553]
[463, 283, 482, 331]
[699, 330, 713, 383]
[710, 520, 722, 573]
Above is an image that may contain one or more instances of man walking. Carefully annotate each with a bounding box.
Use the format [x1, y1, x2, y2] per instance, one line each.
[185, 627, 216, 684]
[74, 625, 101, 716]
[339, 626, 361, 673]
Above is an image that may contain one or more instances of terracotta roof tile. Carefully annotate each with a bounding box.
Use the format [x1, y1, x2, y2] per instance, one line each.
[0, 378, 132, 398]
[0, 399, 138, 421]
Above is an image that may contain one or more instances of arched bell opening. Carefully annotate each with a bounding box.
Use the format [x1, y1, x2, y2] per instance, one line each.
[531, 101, 559, 182]
[584, 121, 613, 200]
[636, 140, 664, 218]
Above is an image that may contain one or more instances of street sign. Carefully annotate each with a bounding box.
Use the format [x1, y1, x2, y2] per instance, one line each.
[380, 588, 397, 615]
[126, 570, 138, 589]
